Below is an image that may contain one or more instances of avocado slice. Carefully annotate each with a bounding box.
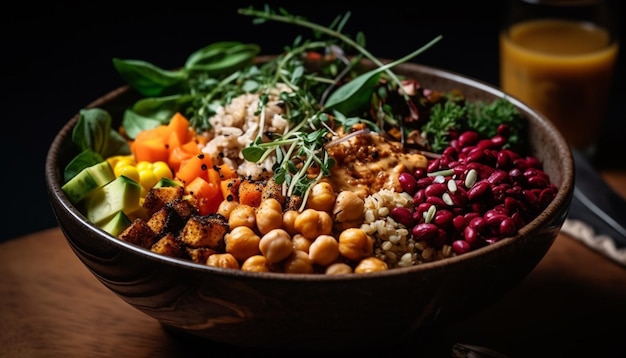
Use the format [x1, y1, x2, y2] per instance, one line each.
[61, 161, 115, 204]
[83, 175, 142, 226]
[153, 176, 182, 188]
[99, 210, 132, 236]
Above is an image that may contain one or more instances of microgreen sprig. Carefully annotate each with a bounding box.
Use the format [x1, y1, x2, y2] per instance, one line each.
[237, 6, 441, 208]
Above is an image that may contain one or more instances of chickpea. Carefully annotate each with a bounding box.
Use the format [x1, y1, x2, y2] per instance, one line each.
[294, 209, 333, 240]
[241, 255, 271, 272]
[308, 234, 340, 266]
[333, 191, 365, 223]
[206, 253, 239, 270]
[259, 229, 293, 263]
[282, 209, 299, 235]
[306, 181, 336, 212]
[338, 228, 374, 261]
[325, 262, 353, 275]
[256, 198, 284, 235]
[292, 233, 312, 253]
[283, 250, 314, 274]
[354, 257, 388, 274]
[224, 226, 261, 262]
[216, 200, 239, 219]
[228, 204, 256, 229]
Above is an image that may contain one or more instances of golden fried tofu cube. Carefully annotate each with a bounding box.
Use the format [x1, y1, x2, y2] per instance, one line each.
[151, 232, 184, 258]
[143, 186, 184, 216]
[146, 206, 184, 237]
[179, 214, 228, 249]
[168, 198, 197, 221]
[185, 247, 218, 264]
[118, 218, 157, 249]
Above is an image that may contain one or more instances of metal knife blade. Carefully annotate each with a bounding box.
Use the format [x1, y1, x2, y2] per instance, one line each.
[567, 149, 626, 249]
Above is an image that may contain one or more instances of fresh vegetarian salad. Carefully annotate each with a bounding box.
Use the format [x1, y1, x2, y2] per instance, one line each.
[61, 6, 557, 274]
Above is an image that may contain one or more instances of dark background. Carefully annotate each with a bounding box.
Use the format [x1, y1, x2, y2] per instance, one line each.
[2, 1, 624, 241]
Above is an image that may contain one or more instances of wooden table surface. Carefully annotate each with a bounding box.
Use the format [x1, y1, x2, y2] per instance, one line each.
[2, 171, 626, 358]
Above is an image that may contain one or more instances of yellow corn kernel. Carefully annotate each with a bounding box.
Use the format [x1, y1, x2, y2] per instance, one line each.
[152, 161, 173, 180]
[115, 165, 140, 183]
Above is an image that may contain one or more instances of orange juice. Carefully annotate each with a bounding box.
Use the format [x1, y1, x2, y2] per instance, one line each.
[500, 19, 619, 150]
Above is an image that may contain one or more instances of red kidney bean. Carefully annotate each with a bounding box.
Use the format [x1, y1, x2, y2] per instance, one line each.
[477, 138, 495, 150]
[463, 226, 480, 246]
[443, 146, 457, 157]
[413, 189, 426, 204]
[539, 187, 557, 208]
[511, 212, 525, 228]
[413, 168, 427, 179]
[525, 156, 541, 168]
[491, 134, 507, 148]
[467, 180, 490, 201]
[403, 128, 557, 257]
[487, 170, 508, 185]
[427, 158, 441, 172]
[496, 150, 512, 169]
[451, 240, 472, 255]
[398, 172, 418, 195]
[412, 223, 439, 242]
[433, 209, 454, 229]
[458, 131, 479, 147]
[452, 215, 467, 233]
[500, 217, 517, 236]
[417, 177, 434, 188]
[424, 183, 447, 197]
[528, 175, 549, 188]
[497, 124, 510, 137]
[466, 148, 485, 163]
[390, 207, 414, 227]
[426, 196, 448, 207]
[485, 212, 507, 228]
[469, 216, 487, 232]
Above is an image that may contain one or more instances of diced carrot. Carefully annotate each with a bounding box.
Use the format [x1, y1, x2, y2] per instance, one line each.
[216, 164, 238, 180]
[167, 112, 192, 144]
[176, 153, 213, 184]
[238, 180, 264, 207]
[168, 140, 202, 172]
[220, 177, 241, 202]
[131, 137, 169, 163]
[185, 176, 222, 215]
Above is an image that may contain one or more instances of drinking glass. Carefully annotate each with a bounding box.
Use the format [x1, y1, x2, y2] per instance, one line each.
[499, 0, 620, 156]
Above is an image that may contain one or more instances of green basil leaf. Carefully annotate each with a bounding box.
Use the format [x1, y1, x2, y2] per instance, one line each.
[241, 146, 266, 162]
[112, 58, 188, 97]
[63, 149, 103, 183]
[184, 41, 245, 67]
[185, 42, 260, 76]
[131, 94, 195, 121]
[323, 71, 382, 115]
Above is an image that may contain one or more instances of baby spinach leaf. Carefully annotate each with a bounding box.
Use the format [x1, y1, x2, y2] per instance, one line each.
[112, 58, 188, 97]
[121, 110, 163, 140]
[72, 108, 130, 159]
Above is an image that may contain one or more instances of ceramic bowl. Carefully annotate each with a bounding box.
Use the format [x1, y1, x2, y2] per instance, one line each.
[45, 60, 574, 352]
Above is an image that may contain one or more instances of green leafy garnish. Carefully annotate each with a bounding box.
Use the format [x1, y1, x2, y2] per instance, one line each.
[64, 108, 130, 181]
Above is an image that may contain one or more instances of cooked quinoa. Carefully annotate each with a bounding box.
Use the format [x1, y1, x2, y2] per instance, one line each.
[361, 188, 454, 268]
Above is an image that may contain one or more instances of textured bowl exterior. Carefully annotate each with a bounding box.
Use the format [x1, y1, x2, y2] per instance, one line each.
[46, 61, 574, 350]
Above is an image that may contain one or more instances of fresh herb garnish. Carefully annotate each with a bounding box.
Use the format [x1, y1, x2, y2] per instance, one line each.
[104, 4, 526, 209]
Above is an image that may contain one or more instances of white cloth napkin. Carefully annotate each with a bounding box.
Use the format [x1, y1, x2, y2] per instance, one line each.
[561, 218, 626, 266]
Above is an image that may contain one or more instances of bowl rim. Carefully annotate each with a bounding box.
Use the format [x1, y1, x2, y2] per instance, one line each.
[45, 60, 574, 281]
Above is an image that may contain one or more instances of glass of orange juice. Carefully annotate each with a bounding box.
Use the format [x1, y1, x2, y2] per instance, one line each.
[500, 0, 620, 156]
